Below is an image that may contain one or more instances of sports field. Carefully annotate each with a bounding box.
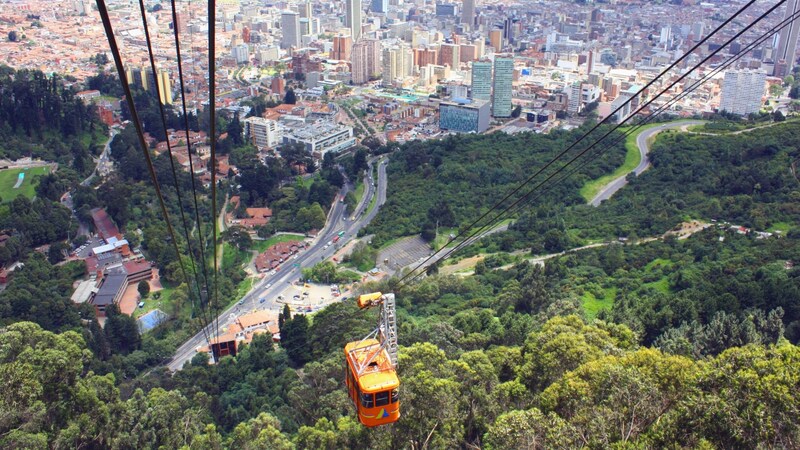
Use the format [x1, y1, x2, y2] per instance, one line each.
[0, 166, 50, 203]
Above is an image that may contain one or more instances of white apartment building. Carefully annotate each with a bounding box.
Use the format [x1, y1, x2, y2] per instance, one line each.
[243, 117, 282, 149]
[719, 70, 767, 116]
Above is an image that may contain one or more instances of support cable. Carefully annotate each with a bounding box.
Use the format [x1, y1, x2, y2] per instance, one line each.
[137, 0, 212, 342]
[395, 0, 784, 288]
[169, 0, 216, 337]
[95, 0, 210, 344]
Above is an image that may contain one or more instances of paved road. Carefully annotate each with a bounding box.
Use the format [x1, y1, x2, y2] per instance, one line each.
[166, 157, 389, 371]
[81, 128, 119, 187]
[590, 121, 703, 206]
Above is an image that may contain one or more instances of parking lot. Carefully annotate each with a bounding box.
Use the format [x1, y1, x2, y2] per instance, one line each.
[376, 236, 432, 275]
[74, 236, 105, 258]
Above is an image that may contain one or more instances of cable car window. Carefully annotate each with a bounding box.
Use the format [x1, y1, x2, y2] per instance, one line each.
[391, 388, 399, 403]
[360, 392, 374, 408]
[375, 390, 390, 407]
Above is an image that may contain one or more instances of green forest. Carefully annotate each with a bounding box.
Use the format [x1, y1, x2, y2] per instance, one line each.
[0, 66, 799, 448]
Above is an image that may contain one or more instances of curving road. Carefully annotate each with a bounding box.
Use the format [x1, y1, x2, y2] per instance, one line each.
[166, 157, 388, 371]
[590, 121, 703, 206]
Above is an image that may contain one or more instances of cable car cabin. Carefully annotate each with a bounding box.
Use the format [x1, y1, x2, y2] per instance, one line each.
[344, 338, 400, 427]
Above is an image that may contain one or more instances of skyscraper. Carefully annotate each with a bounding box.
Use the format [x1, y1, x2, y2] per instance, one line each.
[492, 57, 513, 117]
[719, 70, 767, 116]
[351, 39, 381, 84]
[331, 34, 353, 61]
[281, 11, 300, 49]
[462, 0, 475, 30]
[439, 43, 460, 68]
[774, 0, 800, 76]
[470, 61, 492, 101]
[383, 46, 413, 86]
[299, 0, 312, 19]
[346, 0, 363, 42]
[489, 29, 503, 52]
[372, 0, 388, 13]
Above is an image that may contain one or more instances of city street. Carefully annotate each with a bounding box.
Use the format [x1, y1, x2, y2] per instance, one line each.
[166, 157, 388, 371]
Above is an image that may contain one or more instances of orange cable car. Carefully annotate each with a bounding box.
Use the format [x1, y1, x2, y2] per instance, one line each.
[344, 292, 400, 427]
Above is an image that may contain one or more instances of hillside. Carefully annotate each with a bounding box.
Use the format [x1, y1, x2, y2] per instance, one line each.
[364, 123, 629, 246]
[1, 118, 799, 448]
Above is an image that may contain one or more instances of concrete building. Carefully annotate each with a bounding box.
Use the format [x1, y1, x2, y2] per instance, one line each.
[281, 11, 300, 49]
[243, 117, 282, 149]
[346, 0, 363, 42]
[462, 0, 475, 30]
[470, 60, 492, 101]
[439, 43, 460, 69]
[283, 122, 357, 159]
[439, 98, 490, 133]
[719, 70, 767, 116]
[436, 3, 458, 16]
[299, 0, 312, 19]
[232, 44, 249, 64]
[372, 0, 388, 13]
[489, 29, 503, 52]
[774, 0, 800, 77]
[383, 46, 413, 86]
[351, 39, 382, 84]
[331, 34, 353, 61]
[492, 57, 513, 117]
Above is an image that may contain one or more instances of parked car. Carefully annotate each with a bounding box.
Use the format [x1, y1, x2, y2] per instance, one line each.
[259, 298, 266, 304]
[138, 301, 145, 308]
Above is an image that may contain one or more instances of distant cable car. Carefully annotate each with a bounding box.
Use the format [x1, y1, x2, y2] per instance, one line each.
[344, 292, 400, 427]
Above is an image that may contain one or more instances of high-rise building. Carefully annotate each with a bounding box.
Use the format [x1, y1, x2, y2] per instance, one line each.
[461, 0, 475, 30]
[719, 70, 767, 116]
[331, 34, 353, 61]
[299, 18, 311, 37]
[232, 44, 249, 64]
[383, 46, 413, 85]
[439, 43, 460, 68]
[489, 29, 503, 52]
[413, 47, 439, 68]
[471, 60, 492, 101]
[372, 0, 388, 13]
[460, 44, 476, 63]
[492, 57, 513, 117]
[774, 0, 800, 76]
[351, 39, 381, 84]
[157, 70, 172, 105]
[299, 0, 312, 19]
[281, 11, 300, 49]
[436, 3, 458, 17]
[439, 99, 490, 133]
[346, 0, 363, 42]
[243, 117, 282, 149]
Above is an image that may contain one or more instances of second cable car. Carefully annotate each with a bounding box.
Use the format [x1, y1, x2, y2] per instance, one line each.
[344, 292, 400, 427]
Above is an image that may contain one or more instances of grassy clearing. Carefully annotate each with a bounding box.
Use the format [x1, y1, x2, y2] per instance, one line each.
[252, 233, 306, 253]
[768, 222, 793, 234]
[582, 287, 616, 320]
[0, 166, 50, 203]
[432, 227, 459, 251]
[645, 258, 674, 271]
[644, 276, 670, 294]
[222, 243, 251, 269]
[134, 282, 178, 320]
[353, 180, 365, 206]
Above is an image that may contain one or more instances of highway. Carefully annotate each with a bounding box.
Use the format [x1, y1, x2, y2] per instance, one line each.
[167, 157, 389, 371]
[590, 120, 703, 206]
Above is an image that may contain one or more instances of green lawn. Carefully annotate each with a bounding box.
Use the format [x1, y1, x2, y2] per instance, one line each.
[643, 276, 671, 294]
[644, 258, 674, 271]
[252, 233, 306, 253]
[353, 180, 365, 207]
[134, 282, 179, 320]
[768, 222, 793, 234]
[582, 287, 616, 320]
[0, 166, 50, 203]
